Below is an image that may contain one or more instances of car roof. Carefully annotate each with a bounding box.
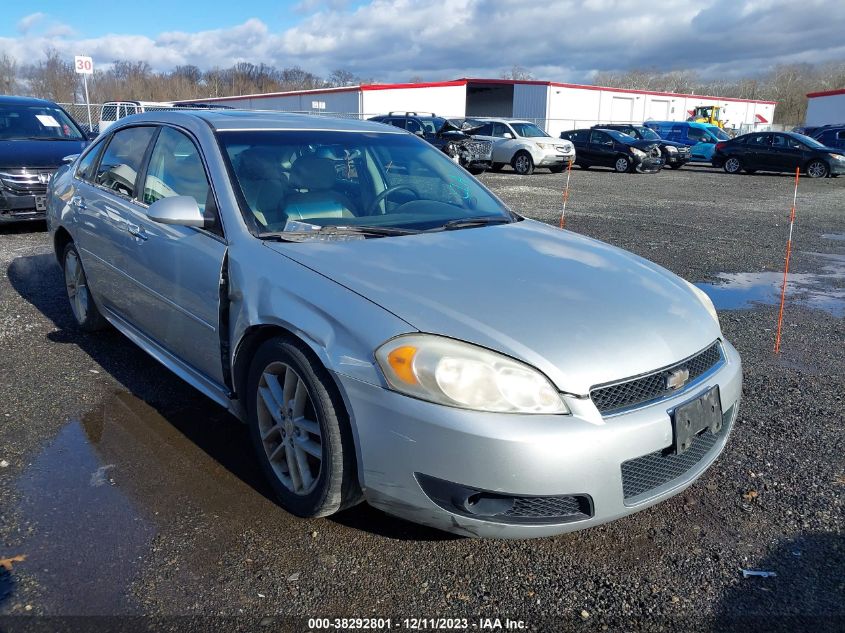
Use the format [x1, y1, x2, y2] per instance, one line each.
[0, 95, 63, 107]
[469, 118, 532, 125]
[112, 109, 407, 134]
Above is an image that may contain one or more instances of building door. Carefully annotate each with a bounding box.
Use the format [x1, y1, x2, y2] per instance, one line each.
[610, 97, 634, 122]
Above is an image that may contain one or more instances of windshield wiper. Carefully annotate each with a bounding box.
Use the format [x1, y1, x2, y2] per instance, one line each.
[260, 225, 420, 241]
[428, 216, 513, 232]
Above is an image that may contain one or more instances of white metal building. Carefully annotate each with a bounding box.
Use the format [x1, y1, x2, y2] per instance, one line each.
[805, 88, 845, 127]
[181, 78, 776, 137]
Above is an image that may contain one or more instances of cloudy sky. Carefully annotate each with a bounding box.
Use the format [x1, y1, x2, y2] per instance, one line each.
[1, 0, 843, 83]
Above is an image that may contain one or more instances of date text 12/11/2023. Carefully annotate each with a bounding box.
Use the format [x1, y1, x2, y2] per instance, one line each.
[307, 617, 528, 630]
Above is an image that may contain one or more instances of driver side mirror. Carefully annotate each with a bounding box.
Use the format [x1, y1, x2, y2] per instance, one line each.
[503, 132, 514, 139]
[147, 195, 207, 227]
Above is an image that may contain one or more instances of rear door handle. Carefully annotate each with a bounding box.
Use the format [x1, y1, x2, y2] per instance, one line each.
[70, 195, 87, 210]
[127, 224, 148, 241]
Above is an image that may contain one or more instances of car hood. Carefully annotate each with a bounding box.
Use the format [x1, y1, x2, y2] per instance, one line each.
[266, 220, 721, 394]
[629, 140, 662, 152]
[0, 139, 87, 169]
[656, 139, 687, 149]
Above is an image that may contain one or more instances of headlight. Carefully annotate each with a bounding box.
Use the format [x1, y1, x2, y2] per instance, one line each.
[666, 145, 678, 153]
[630, 147, 646, 158]
[375, 334, 569, 414]
[829, 153, 845, 161]
[686, 281, 720, 328]
[536, 143, 552, 150]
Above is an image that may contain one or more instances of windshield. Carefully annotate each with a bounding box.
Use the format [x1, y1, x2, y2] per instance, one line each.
[509, 122, 549, 138]
[0, 104, 85, 141]
[792, 133, 826, 149]
[419, 117, 448, 134]
[707, 126, 730, 141]
[635, 126, 661, 141]
[219, 130, 513, 236]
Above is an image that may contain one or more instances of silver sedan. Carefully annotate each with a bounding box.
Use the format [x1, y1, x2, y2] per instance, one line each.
[46, 110, 741, 538]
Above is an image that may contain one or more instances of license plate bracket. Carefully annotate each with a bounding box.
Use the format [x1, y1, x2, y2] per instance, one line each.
[671, 386, 722, 454]
[35, 195, 47, 211]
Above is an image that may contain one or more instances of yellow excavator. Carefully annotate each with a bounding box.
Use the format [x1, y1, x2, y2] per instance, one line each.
[688, 105, 725, 128]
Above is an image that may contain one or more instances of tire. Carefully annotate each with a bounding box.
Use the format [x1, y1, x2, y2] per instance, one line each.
[806, 159, 829, 179]
[512, 152, 534, 175]
[614, 156, 631, 173]
[490, 163, 504, 172]
[723, 156, 742, 174]
[548, 165, 566, 173]
[246, 336, 361, 518]
[62, 242, 108, 332]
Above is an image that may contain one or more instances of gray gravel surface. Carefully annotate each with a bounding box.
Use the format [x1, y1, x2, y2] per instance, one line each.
[0, 165, 843, 632]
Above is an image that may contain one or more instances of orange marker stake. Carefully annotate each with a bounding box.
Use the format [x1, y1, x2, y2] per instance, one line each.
[774, 167, 800, 354]
[559, 159, 573, 229]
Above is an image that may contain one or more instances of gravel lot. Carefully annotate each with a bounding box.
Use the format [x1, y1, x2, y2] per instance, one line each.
[1, 164, 843, 632]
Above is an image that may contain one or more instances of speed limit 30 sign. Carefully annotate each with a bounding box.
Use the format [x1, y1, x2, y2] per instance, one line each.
[74, 55, 94, 74]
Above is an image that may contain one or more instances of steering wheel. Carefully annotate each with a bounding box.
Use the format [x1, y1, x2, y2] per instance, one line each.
[366, 185, 421, 216]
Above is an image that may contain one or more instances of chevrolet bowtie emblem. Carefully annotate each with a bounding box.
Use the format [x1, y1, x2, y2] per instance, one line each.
[666, 368, 690, 390]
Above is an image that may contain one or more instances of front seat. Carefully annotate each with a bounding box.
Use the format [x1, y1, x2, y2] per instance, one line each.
[236, 149, 287, 228]
[283, 157, 356, 222]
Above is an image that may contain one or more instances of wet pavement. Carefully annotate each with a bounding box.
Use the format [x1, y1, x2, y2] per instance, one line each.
[1, 167, 844, 631]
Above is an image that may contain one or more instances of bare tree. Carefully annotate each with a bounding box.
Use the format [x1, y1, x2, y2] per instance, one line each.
[0, 54, 18, 94]
[501, 65, 533, 80]
[25, 49, 78, 103]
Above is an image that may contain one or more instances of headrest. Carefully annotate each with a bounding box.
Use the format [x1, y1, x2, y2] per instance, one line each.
[291, 157, 336, 191]
[237, 149, 280, 181]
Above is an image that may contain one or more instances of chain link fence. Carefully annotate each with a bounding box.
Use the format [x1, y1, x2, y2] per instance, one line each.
[58, 102, 795, 137]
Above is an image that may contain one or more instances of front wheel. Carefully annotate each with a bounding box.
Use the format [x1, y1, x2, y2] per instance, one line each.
[512, 152, 534, 175]
[247, 337, 361, 518]
[63, 242, 108, 332]
[806, 160, 829, 179]
[614, 156, 631, 173]
[723, 156, 742, 174]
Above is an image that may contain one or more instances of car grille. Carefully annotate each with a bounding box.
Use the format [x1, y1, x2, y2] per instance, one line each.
[621, 405, 735, 502]
[463, 139, 492, 160]
[649, 146, 662, 158]
[503, 495, 592, 521]
[590, 342, 723, 415]
[678, 147, 690, 155]
[0, 169, 54, 195]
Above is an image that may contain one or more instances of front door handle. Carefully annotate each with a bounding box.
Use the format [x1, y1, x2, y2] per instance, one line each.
[70, 195, 87, 210]
[127, 224, 148, 241]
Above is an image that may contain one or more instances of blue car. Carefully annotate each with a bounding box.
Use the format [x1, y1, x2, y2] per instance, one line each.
[644, 121, 731, 163]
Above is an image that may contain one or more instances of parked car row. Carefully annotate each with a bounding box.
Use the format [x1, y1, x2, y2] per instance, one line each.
[712, 131, 845, 178]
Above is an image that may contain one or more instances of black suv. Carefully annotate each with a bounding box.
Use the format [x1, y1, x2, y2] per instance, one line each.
[0, 96, 90, 224]
[594, 124, 691, 169]
[369, 112, 492, 174]
[560, 128, 664, 173]
[811, 126, 845, 151]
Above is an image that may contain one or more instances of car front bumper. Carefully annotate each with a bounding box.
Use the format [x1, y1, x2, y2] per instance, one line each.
[339, 339, 742, 538]
[534, 148, 576, 167]
[634, 155, 665, 173]
[0, 188, 47, 223]
[664, 152, 691, 166]
[828, 159, 845, 175]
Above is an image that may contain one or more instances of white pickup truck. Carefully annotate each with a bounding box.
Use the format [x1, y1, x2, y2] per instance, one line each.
[468, 118, 576, 175]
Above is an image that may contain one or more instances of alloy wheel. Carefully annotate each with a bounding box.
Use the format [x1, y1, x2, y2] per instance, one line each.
[615, 157, 629, 173]
[725, 157, 741, 174]
[256, 362, 323, 495]
[64, 250, 90, 324]
[807, 160, 828, 178]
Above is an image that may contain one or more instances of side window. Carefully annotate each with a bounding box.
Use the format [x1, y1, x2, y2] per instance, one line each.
[589, 130, 611, 145]
[837, 131, 845, 141]
[405, 119, 423, 135]
[94, 126, 156, 197]
[75, 137, 107, 183]
[772, 135, 793, 149]
[492, 123, 509, 137]
[785, 136, 803, 149]
[475, 123, 493, 136]
[142, 127, 211, 214]
[747, 134, 771, 146]
[687, 127, 705, 142]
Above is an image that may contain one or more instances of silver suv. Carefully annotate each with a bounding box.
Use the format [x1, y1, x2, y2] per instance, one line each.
[469, 118, 576, 175]
[47, 110, 740, 538]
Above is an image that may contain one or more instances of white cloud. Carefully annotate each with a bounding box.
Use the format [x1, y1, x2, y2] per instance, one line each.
[17, 12, 46, 34]
[0, 0, 841, 83]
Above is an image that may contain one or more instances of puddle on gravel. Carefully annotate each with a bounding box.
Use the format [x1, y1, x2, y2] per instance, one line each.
[822, 233, 845, 242]
[696, 252, 845, 318]
[7, 391, 273, 614]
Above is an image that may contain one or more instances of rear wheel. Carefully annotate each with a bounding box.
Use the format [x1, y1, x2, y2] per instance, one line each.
[614, 156, 631, 173]
[806, 160, 829, 179]
[247, 337, 361, 518]
[512, 152, 534, 175]
[62, 243, 108, 332]
[723, 156, 742, 174]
